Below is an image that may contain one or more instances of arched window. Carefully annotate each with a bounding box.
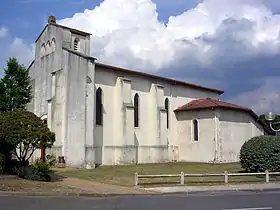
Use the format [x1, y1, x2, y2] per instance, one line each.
[134, 93, 139, 128]
[165, 98, 169, 129]
[73, 38, 80, 51]
[96, 87, 103, 125]
[193, 119, 199, 141]
[51, 38, 56, 52]
[40, 43, 45, 57]
[46, 41, 51, 54]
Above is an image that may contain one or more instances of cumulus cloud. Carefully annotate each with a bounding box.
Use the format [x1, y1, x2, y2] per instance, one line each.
[1, 0, 279, 114]
[57, 0, 280, 114]
[0, 35, 35, 76]
[0, 27, 8, 38]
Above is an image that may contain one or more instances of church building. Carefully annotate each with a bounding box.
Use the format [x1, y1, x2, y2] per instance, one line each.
[27, 16, 268, 168]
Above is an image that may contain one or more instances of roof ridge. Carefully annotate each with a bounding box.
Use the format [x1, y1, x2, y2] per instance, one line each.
[206, 98, 220, 106]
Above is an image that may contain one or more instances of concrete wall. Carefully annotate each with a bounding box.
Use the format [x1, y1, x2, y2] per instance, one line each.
[28, 24, 94, 167]
[62, 49, 95, 167]
[94, 66, 220, 165]
[175, 108, 265, 163]
[219, 109, 264, 162]
[28, 24, 67, 161]
[176, 110, 216, 162]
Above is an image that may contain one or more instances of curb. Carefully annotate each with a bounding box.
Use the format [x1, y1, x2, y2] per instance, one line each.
[0, 191, 159, 198]
[1, 188, 280, 198]
[155, 187, 280, 196]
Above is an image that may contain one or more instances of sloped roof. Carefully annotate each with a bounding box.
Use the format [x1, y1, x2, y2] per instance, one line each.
[35, 23, 92, 43]
[174, 98, 273, 134]
[174, 98, 251, 112]
[95, 63, 224, 95]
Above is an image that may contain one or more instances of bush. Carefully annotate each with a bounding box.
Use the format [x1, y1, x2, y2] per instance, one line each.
[19, 159, 53, 182]
[240, 135, 280, 172]
[46, 154, 57, 168]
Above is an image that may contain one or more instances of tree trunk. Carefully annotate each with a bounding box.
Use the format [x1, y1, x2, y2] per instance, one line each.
[40, 147, 46, 162]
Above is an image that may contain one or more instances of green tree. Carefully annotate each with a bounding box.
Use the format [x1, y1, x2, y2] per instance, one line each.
[0, 110, 55, 164]
[0, 58, 32, 112]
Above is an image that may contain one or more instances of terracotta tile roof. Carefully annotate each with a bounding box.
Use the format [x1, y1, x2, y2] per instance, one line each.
[174, 98, 251, 112]
[95, 63, 224, 95]
[174, 98, 274, 135]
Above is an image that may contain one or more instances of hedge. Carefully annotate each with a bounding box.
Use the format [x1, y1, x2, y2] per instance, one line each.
[240, 135, 280, 172]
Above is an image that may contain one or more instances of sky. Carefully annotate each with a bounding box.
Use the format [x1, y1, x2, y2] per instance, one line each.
[1, 0, 280, 114]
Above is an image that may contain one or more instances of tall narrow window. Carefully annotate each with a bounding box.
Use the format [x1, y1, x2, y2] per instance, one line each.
[134, 93, 139, 128]
[51, 38, 56, 52]
[74, 38, 80, 51]
[165, 98, 169, 129]
[193, 119, 199, 141]
[46, 41, 51, 54]
[96, 88, 103, 125]
[40, 43, 45, 57]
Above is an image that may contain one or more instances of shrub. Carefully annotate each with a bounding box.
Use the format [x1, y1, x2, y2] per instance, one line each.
[19, 159, 53, 182]
[46, 154, 57, 168]
[240, 135, 280, 172]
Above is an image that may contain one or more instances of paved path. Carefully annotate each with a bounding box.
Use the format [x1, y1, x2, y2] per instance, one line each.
[1, 190, 280, 210]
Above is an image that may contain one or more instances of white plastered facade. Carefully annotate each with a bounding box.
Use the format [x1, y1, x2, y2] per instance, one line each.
[27, 20, 265, 168]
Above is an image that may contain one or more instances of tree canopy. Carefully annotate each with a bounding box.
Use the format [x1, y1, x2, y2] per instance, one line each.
[0, 110, 55, 163]
[0, 58, 32, 112]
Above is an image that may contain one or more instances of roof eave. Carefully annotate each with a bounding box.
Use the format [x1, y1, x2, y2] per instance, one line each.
[35, 23, 92, 43]
[27, 60, 35, 70]
[95, 63, 224, 95]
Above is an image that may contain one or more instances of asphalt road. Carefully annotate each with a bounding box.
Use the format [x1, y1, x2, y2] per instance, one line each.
[1, 190, 280, 210]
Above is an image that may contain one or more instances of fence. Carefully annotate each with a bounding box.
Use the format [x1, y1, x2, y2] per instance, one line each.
[134, 171, 280, 186]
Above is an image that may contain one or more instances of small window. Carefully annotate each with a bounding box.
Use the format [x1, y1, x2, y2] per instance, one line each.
[51, 38, 56, 52]
[134, 93, 139, 128]
[96, 87, 103, 125]
[193, 119, 199, 141]
[165, 98, 169, 129]
[73, 38, 80, 51]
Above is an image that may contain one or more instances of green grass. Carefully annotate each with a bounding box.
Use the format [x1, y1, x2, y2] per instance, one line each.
[0, 178, 84, 193]
[55, 162, 280, 187]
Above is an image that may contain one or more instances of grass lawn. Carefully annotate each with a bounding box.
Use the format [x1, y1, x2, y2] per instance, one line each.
[55, 162, 280, 187]
[0, 178, 86, 193]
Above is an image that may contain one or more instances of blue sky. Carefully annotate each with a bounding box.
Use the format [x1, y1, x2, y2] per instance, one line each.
[1, 0, 280, 114]
[0, 0, 197, 43]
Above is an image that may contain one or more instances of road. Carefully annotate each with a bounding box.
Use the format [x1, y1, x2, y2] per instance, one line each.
[0, 190, 279, 210]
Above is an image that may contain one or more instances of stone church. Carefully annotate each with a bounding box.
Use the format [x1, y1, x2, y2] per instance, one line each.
[27, 16, 268, 168]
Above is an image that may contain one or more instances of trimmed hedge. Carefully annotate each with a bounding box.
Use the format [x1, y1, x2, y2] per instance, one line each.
[240, 135, 280, 172]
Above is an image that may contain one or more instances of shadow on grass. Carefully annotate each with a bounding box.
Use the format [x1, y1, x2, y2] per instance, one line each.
[50, 173, 67, 182]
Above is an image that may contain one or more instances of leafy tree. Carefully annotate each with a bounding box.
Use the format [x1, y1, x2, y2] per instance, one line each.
[0, 110, 55, 164]
[240, 135, 280, 172]
[0, 58, 32, 112]
[0, 138, 14, 173]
